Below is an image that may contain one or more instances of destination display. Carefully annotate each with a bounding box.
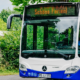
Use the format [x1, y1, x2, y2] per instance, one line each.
[26, 5, 76, 18]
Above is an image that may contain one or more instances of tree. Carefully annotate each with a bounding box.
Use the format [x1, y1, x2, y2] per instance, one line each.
[0, 9, 12, 23]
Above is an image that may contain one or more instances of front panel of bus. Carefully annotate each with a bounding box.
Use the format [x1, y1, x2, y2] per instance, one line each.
[19, 3, 80, 80]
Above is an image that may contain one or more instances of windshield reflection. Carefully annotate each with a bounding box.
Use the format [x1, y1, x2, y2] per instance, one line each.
[48, 17, 78, 50]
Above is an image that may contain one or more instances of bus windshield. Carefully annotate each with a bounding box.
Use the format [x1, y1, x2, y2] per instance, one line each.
[21, 17, 78, 59]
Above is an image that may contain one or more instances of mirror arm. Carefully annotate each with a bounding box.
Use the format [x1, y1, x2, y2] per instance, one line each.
[10, 14, 22, 20]
[7, 14, 23, 29]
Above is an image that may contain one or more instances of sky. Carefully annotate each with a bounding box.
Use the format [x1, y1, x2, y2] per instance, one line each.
[0, 0, 14, 12]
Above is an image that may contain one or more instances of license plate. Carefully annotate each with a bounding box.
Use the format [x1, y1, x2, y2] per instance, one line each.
[39, 73, 51, 78]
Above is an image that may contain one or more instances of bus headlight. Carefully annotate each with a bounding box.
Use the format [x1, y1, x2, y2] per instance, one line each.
[19, 63, 27, 71]
[65, 66, 80, 74]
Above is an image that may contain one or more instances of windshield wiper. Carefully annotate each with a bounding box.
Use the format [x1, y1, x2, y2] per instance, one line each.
[22, 52, 35, 58]
[22, 50, 45, 58]
[57, 52, 69, 59]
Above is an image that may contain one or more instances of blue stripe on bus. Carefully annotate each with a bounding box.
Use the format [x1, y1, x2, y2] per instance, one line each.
[19, 69, 80, 80]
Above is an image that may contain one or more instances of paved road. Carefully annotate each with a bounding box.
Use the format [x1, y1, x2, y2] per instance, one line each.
[0, 75, 53, 80]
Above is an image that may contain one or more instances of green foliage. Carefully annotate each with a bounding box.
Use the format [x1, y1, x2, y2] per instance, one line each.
[27, 25, 44, 49]
[0, 9, 22, 69]
[0, 30, 21, 69]
[27, 25, 33, 49]
[11, 17, 22, 31]
[0, 9, 12, 23]
[0, 18, 7, 30]
[37, 26, 44, 49]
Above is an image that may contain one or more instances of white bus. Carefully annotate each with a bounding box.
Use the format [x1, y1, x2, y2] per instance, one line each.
[7, 2, 80, 80]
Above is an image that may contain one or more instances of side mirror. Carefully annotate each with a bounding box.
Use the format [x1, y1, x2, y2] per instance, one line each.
[7, 14, 22, 29]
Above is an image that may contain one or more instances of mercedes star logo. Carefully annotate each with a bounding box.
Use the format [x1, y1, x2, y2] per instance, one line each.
[42, 66, 47, 71]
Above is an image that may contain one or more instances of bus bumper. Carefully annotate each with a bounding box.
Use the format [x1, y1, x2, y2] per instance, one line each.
[19, 69, 80, 80]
